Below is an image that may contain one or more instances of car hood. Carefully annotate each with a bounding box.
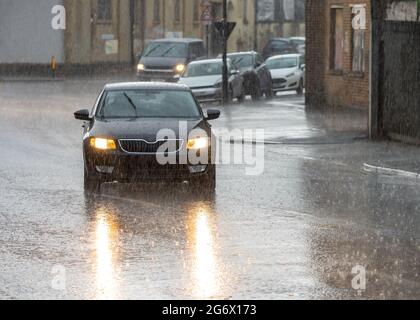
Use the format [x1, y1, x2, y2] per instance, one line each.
[178, 75, 221, 88]
[139, 57, 187, 68]
[90, 118, 205, 141]
[270, 67, 298, 79]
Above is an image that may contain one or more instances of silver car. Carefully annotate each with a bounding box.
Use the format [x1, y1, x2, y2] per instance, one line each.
[177, 59, 245, 104]
[266, 54, 305, 95]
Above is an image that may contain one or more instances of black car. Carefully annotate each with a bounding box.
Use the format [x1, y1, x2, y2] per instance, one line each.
[227, 51, 273, 100]
[74, 82, 219, 191]
[137, 38, 207, 82]
[262, 38, 299, 60]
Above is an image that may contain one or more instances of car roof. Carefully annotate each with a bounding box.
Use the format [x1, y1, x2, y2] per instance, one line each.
[148, 38, 203, 43]
[104, 82, 190, 91]
[227, 51, 257, 56]
[188, 58, 229, 65]
[268, 38, 292, 42]
[290, 37, 305, 41]
[267, 54, 302, 60]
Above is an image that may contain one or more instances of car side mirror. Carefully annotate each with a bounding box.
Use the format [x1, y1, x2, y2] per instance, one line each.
[206, 109, 220, 121]
[74, 109, 91, 121]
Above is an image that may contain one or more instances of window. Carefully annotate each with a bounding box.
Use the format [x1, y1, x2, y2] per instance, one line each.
[193, 0, 199, 22]
[154, 0, 161, 23]
[243, 0, 248, 24]
[134, 0, 143, 23]
[330, 8, 344, 71]
[352, 11, 365, 72]
[98, 90, 201, 119]
[174, 0, 181, 23]
[143, 42, 187, 58]
[97, 0, 112, 22]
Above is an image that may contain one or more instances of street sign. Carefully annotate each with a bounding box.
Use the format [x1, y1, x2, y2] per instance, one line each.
[201, 0, 213, 25]
[214, 21, 237, 40]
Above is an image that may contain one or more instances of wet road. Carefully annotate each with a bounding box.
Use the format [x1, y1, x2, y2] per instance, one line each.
[0, 79, 419, 299]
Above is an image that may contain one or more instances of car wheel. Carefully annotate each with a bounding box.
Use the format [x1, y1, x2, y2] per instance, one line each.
[84, 166, 102, 192]
[251, 83, 262, 101]
[190, 165, 216, 192]
[265, 85, 274, 100]
[237, 87, 246, 103]
[296, 79, 304, 95]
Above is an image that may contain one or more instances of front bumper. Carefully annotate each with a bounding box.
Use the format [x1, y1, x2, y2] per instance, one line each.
[272, 76, 299, 92]
[191, 87, 222, 103]
[137, 70, 177, 82]
[85, 148, 212, 183]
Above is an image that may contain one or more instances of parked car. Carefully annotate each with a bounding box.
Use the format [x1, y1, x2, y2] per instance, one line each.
[226, 51, 273, 100]
[177, 58, 245, 104]
[266, 54, 305, 95]
[289, 37, 305, 56]
[74, 82, 220, 191]
[137, 38, 207, 82]
[262, 38, 299, 60]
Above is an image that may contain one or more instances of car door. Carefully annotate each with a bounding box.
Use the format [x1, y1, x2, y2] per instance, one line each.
[299, 55, 305, 86]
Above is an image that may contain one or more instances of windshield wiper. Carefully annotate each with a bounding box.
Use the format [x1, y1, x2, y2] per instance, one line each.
[144, 44, 162, 57]
[161, 45, 178, 57]
[123, 93, 138, 116]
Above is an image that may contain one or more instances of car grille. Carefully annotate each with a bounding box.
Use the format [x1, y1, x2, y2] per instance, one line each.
[145, 65, 173, 71]
[119, 139, 183, 154]
[273, 78, 287, 84]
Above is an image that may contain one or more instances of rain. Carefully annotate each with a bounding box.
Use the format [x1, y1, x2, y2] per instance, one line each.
[0, 0, 419, 301]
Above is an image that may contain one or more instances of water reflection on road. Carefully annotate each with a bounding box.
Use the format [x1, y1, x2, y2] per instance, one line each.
[83, 184, 230, 299]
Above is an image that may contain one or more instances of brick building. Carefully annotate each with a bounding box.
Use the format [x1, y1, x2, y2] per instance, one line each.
[305, 0, 371, 110]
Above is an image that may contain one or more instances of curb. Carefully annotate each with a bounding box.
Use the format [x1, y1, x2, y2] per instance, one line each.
[362, 163, 420, 179]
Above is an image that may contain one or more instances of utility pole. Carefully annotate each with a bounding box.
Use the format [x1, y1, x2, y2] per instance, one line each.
[129, 0, 135, 65]
[254, 0, 258, 51]
[222, 0, 229, 105]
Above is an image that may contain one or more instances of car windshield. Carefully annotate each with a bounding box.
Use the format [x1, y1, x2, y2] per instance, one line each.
[291, 39, 305, 45]
[228, 54, 253, 68]
[142, 42, 187, 58]
[266, 57, 298, 70]
[97, 90, 201, 119]
[183, 62, 223, 77]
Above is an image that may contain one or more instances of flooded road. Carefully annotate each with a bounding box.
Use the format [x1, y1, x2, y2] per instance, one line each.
[0, 79, 419, 299]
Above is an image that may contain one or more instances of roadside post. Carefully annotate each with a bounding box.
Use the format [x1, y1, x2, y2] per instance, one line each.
[51, 56, 57, 79]
[214, 13, 236, 106]
[200, 0, 213, 57]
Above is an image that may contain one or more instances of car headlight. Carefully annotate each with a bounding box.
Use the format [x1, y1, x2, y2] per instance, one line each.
[90, 138, 117, 150]
[286, 72, 295, 78]
[175, 64, 185, 73]
[187, 137, 209, 150]
[137, 63, 145, 71]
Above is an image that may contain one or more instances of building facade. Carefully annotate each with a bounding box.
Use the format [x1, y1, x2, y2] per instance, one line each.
[305, 0, 371, 109]
[0, 0, 305, 75]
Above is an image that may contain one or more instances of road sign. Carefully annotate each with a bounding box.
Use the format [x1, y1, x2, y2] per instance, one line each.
[214, 21, 237, 40]
[201, 0, 213, 25]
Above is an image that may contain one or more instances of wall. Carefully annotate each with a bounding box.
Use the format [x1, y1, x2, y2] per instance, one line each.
[377, 0, 420, 141]
[306, 0, 370, 109]
[0, 0, 65, 64]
